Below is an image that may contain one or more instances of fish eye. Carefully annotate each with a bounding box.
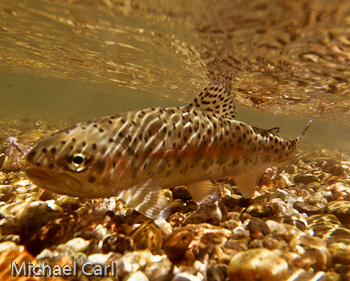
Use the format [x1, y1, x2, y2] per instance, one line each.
[73, 154, 84, 166]
[69, 153, 88, 172]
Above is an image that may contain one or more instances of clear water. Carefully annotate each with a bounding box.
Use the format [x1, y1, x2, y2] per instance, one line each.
[0, 0, 349, 154]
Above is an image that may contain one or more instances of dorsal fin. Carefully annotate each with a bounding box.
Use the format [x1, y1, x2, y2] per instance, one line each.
[267, 127, 280, 134]
[188, 82, 236, 118]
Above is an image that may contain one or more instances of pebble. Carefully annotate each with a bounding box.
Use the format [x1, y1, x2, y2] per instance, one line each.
[116, 250, 172, 280]
[245, 202, 278, 217]
[221, 194, 239, 210]
[173, 186, 192, 202]
[87, 253, 113, 265]
[265, 220, 286, 233]
[123, 271, 149, 281]
[207, 264, 227, 281]
[131, 222, 162, 254]
[293, 201, 325, 215]
[246, 217, 270, 239]
[66, 237, 90, 253]
[328, 243, 350, 265]
[326, 201, 350, 224]
[227, 248, 288, 281]
[183, 202, 227, 226]
[0, 241, 17, 253]
[164, 227, 194, 262]
[171, 272, 203, 281]
[294, 175, 320, 184]
[103, 234, 133, 254]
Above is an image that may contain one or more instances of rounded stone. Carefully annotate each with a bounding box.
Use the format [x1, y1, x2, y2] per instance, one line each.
[66, 237, 90, 253]
[124, 271, 149, 281]
[172, 186, 192, 202]
[294, 201, 325, 215]
[247, 217, 270, 239]
[328, 243, 350, 265]
[102, 234, 133, 254]
[227, 248, 288, 281]
[294, 174, 320, 185]
[326, 201, 350, 224]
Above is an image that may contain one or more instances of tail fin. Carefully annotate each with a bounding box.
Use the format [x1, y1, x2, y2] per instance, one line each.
[298, 119, 313, 140]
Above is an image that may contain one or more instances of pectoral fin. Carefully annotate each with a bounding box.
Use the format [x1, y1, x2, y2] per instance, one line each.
[232, 168, 266, 198]
[119, 179, 170, 220]
[187, 180, 217, 204]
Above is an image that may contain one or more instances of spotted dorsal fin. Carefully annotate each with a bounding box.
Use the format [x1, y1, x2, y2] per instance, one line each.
[267, 127, 280, 134]
[188, 82, 236, 118]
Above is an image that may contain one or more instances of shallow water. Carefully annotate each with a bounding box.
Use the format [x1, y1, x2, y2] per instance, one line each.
[0, 0, 350, 154]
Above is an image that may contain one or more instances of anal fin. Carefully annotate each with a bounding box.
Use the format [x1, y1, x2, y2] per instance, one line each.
[119, 179, 170, 220]
[187, 180, 217, 204]
[232, 168, 267, 198]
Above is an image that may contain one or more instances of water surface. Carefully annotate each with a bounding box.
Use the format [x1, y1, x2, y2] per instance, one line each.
[0, 0, 349, 154]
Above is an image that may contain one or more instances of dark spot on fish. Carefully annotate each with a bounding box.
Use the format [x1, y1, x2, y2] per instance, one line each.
[65, 131, 70, 134]
[247, 139, 252, 145]
[132, 121, 136, 126]
[173, 142, 176, 148]
[109, 138, 114, 143]
[178, 131, 181, 138]
[274, 148, 279, 153]
[165, 170, 171, 177]
[72, 138, 76, 142]
[82, 141, 86, 147]
[99, 128, 104, 133]
[121, 119, 126, 124]
[108, 120, 113, 125]
[82, 127, 86, 130]
[207, 129, 211, 134]
[42, 148, 47, 153]
[119, 132, 124, 138]
[87, 121, 91, 124]
[88, 176, 96, 183]
[92, 144, 97, 150]
[50, 148, 57, 154]
[35, 162, 41, 167]
[70, 146, 74, 150]
[49, 163, 54, 169]
[242, 133, 246, 139]
[282, 145, 286, 150]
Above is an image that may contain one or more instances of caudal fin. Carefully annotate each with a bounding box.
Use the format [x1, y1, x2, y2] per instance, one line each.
[298, 119, 313, 140]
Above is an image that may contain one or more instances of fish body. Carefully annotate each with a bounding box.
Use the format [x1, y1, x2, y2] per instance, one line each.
[26, 83, 310, 219]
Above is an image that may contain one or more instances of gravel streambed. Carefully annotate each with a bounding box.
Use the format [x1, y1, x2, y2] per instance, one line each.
[0, 149, 350, 281]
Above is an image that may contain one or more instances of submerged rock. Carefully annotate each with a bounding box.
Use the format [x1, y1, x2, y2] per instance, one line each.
[227, 248, 288, 281]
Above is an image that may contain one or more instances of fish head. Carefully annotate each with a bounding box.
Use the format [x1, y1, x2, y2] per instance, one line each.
[25, 123, 115, 198]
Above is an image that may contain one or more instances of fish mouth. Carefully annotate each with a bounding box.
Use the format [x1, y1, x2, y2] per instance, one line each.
[26, 167, 54, 181]
[26, 166, 83, 196]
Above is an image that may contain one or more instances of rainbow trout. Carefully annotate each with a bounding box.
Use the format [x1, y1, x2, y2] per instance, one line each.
[26, 83, 311, 219]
